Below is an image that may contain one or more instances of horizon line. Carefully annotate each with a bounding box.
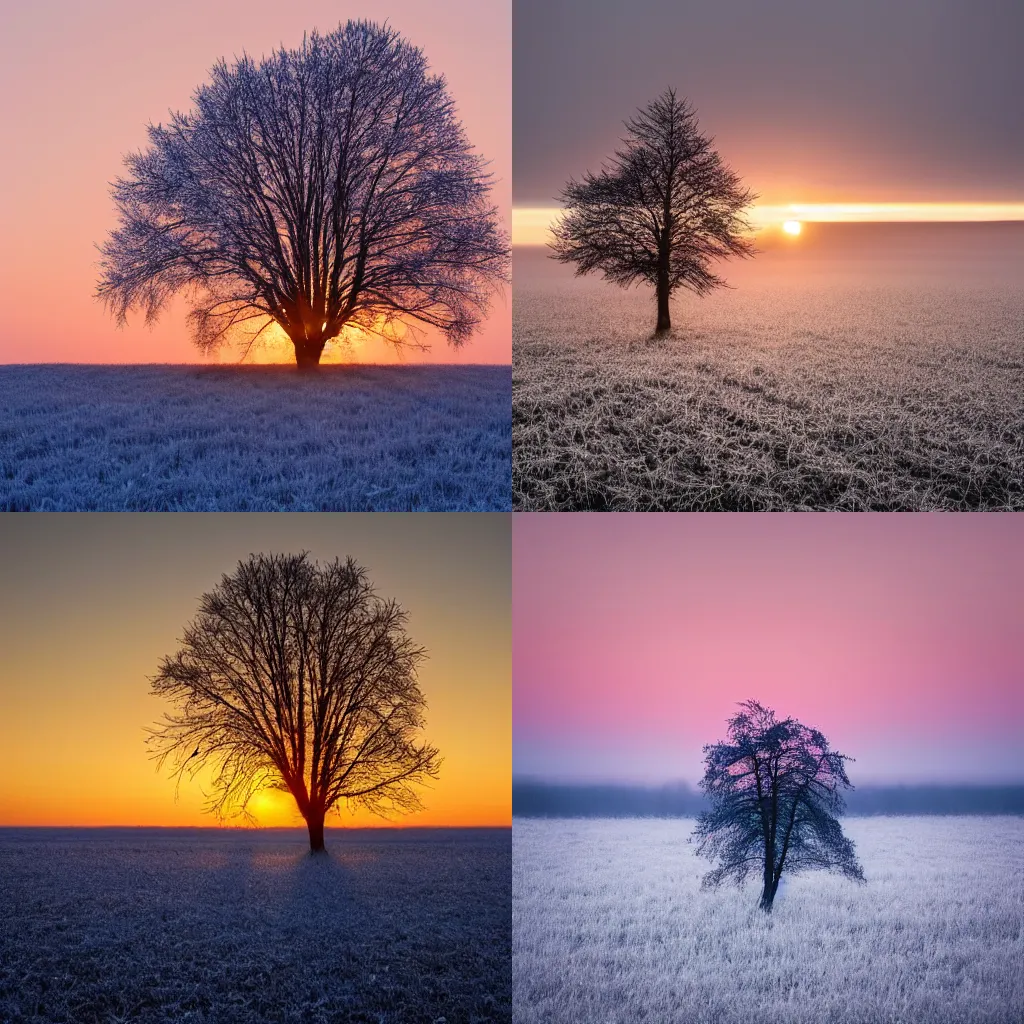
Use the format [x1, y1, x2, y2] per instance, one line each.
[512, 203, 1024, 245]
[513, 777, 1024, 788]
[0, 361, 513, 369]
[0, 821, 513, 830]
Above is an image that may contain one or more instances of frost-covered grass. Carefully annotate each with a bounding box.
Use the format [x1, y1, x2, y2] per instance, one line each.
[513, 287, 1024, 510]
[0, 364, 510, 510]
[0, 827, 511, 1024]
[513, 817, 1024, 1024]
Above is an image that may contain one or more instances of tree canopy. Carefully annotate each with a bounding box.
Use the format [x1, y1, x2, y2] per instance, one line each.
[694, 700, 864, 911]
[148, 552, 441, 852]
[551, 89, 754, 333]
[98, 20, 509, 367]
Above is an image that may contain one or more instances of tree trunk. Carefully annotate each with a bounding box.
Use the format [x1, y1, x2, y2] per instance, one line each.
[655, 206, 672, 334]
[293, 338, 326, 369]
[306, 807, 326, 853]
[655, 268, 671, 333]
[760, 842, 775, 912]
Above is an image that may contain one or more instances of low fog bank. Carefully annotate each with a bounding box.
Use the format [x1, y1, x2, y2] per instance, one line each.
[513, 780, 1024, 818]
[513, 221, 1024, 290]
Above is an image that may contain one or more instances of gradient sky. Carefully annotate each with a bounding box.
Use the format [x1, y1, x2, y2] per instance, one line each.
[513, 0, 1024, 214]
[513, 514, 1024, 786]
[0, 514, 510, 827]
[0, 1, 510, 364]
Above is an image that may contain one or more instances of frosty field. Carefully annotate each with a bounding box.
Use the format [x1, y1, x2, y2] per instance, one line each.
[513, 817, 1024, 1024]
[0, 364, 511, 511]
[513, 286, 1024, 510]
[0, 827, 511, 1024]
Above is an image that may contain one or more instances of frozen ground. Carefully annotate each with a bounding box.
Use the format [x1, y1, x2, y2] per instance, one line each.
[513, 817, 1024, 1024]
[0, 827, 510, 1024]
[0, 365, 510, 510]
[513, 286, 1024, 510]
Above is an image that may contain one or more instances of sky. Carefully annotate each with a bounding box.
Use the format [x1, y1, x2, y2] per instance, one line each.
[513, 0, 1024, 240]
[513, 514, 1024, 786]
[0, 514, 510, 828]
[0, 1, 510, 364]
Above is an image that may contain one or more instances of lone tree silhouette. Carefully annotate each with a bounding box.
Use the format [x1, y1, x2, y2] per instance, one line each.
[98, 20, 509, 367]
[149, 552, 440, 852]
[551, 89, 754, 334]
[694, 700, 864, 912]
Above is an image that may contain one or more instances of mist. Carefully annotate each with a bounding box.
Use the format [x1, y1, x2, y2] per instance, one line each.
[513, 780, 1024, 818]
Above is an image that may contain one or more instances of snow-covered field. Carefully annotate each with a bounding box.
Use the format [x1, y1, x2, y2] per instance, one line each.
[0, 827, 511, 1023]
[513, 817, 1024, 1024]
[0, 365, 510, 510]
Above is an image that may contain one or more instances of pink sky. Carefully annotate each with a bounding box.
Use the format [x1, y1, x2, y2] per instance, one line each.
[0, 1, 509, 364]
[513, 514, 1024, 785]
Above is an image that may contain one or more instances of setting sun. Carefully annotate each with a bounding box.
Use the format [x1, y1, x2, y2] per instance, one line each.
[782, 220, 802, 235]
[247, 788, 301, 826]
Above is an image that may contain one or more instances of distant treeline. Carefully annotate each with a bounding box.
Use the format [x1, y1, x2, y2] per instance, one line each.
[513, 780, 1024, 818]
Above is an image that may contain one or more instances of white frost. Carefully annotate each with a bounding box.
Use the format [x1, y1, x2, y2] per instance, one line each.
[0, 365, 511, 510]
[513, 816, 1024, 1024]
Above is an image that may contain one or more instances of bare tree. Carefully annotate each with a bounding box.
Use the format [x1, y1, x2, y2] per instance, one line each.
[694, 700, 864, 912]
[98, 20, 509, 368]
[551, 89, 754, 334]
[149, 552, 441, 852]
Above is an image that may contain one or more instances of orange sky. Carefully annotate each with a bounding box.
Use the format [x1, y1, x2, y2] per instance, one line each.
[0, 1, 510, 365]
[0, 514, 510, 828]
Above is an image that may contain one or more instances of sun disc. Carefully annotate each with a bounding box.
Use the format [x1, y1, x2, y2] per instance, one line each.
[782, 220, 802, 236]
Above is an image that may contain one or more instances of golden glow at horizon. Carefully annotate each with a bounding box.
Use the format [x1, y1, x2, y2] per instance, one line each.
[218, 315, 411, 365]
[512, 203, 1024, 245]
[0, 655, 508, 829]
[0, 689, 506, 830]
